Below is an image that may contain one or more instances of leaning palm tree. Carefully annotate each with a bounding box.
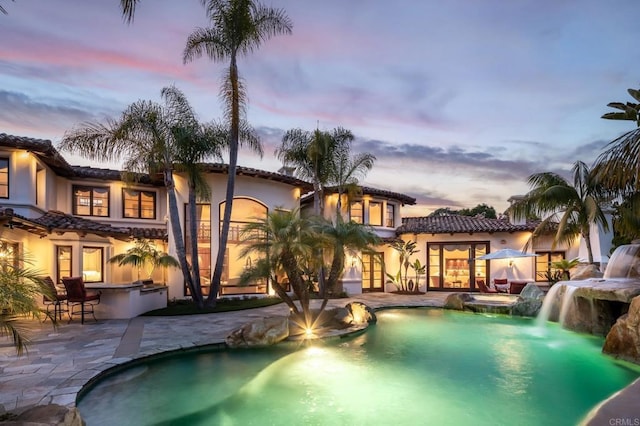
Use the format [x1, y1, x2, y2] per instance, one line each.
[508, 161, 609, 264]
[59, 86, 220, 308]
[184, 0, 292, 306]
[0, 0, 13, 15]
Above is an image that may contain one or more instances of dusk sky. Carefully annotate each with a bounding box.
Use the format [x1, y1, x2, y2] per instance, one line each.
[2, 0, 639, 216]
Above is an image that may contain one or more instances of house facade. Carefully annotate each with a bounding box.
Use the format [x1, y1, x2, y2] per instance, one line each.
[0, 132, 611, 318]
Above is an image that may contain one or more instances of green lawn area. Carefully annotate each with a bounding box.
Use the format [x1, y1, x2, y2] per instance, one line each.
[142, 296, 283, 316]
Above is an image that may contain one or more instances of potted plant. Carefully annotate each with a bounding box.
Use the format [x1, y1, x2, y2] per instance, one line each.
[109, 239, 179, 284]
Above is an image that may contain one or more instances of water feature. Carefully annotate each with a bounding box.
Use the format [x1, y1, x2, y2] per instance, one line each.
[535, 244, 640, 334]
[78, 309, 639, 426]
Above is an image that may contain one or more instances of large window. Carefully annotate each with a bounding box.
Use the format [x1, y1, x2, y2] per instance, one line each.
[82, 247, 103, 283]
[73, 186, 109, 217]
[123, 189, 156, 219]
[535, 251, 565, 282]
[218, 198, 268, 295]
[0, 158, 8, 198]
[369, 202, 382, 226]
[386, 203, 395, 228]
[56, 246, 72, 284]
[427, 242, 489, 291]
[350, 201, 363, 224]
[185, 203, 211, 296]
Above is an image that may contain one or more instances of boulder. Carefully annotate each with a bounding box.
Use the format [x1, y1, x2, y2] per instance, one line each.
[225, 316, 289, 348]
[444, 293, 473, 311]
[512, 283, 545, 317]
[343, 302, 376, 325]
[571, 264, 603, 280]
[603, 295, 640, 363]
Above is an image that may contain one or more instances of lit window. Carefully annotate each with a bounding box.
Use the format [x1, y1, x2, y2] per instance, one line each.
[350, 201, 363, 223]
[0, 158, 8, 198]
[123, 189, 156, 219]
[369, 201, 382, 226]
[82, 247, 103, 283]
[386, 204, 395, 227]
[73, 186, 109, 217]
[56, 246, 72, 284]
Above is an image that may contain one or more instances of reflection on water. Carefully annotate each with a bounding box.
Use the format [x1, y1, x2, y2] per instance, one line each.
[78, 309, 639, 426]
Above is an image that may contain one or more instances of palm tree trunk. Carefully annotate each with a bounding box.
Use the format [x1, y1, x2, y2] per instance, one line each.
[165, 170, 202, 309]
[208, 54, 240, 307]
[188, 181, 203, 301]
[583, 229, 595, 264]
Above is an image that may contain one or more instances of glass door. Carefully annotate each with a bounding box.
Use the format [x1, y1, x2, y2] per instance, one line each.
[362, 252, 384, 292]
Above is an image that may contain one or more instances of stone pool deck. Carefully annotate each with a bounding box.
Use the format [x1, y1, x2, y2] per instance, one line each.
[0, 291, 638, 425]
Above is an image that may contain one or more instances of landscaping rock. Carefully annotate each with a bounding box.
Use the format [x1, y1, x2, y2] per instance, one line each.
[225, 316, 289, 348]
[343, 302, 377, 325]
[571, 263, 603, 280]
[443, 293, 473, 311]
[512, 283, 545, 317]
[603, 295, 640, 363]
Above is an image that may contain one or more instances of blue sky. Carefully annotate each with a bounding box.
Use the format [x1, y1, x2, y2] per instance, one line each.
[1, 0, 639, 215]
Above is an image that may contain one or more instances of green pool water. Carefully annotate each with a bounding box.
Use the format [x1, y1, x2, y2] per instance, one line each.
[77, 309, 640, 426]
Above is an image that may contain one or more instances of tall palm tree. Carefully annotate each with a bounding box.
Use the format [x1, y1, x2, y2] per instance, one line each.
[329, 144, 376, 219]
[0, 0, 13, 15]
[59, 86, 221, 308]
[183, 0, 292, 306]
[276, 127, 352, 216]
[508, 161, 609, 264]
[120, 0, 138, 23]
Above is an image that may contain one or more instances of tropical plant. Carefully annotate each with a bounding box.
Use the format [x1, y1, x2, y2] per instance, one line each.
[410, 259, 427, 292]
[109, 239, 179, 281]
[59, 85, 220, 309]
[386, 239, 419, 292]
[508, 161, 609, 264]
[329, 141, 376, 219]
[593, 87, 640, 246]
[550, 257, 580, 281]
[238, 208, 319, 327]
[0, 246, 54, 356]
[183, 0, 292, 306]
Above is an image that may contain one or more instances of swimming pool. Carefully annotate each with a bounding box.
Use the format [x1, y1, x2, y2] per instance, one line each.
[78, 309, 639, 425]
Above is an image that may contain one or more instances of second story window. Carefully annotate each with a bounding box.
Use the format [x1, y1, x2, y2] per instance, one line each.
[73, 185, 109, 217]
[350, 201, 363, 224]
[0, 158, 8, 198]
[369, 201, 382, 226]
[386, 203, 395, 227]
[123, 189, 156, 219]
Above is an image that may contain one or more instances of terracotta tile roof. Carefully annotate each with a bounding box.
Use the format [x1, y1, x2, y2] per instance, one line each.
[301, 185, 416, 206]
[0, 208, 167, 241]
[397, 214, 540, 235]
[199, 163, 314, 190]
[71, 166, 162, 185]
[0, 133, 73, 176]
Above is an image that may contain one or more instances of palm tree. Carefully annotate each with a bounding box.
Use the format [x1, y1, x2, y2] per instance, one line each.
[387, 239, 419, 292]
[508, 161, 609, 264]
[329, 141, 376, 219]
[238, 208, 319, 324]
[0, 0, 13, 15]
[276, 127, 355, 216]
[0, 244, 53, 356]
[120, 0, 138, 23]
[108, 238, 179, 281]
[59, 86, 220, 308]
[313, 216, 380, 298]
[183, 0, 292, 306]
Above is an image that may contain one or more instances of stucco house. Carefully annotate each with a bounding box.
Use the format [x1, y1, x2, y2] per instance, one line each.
[0, 132, 612, 318]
